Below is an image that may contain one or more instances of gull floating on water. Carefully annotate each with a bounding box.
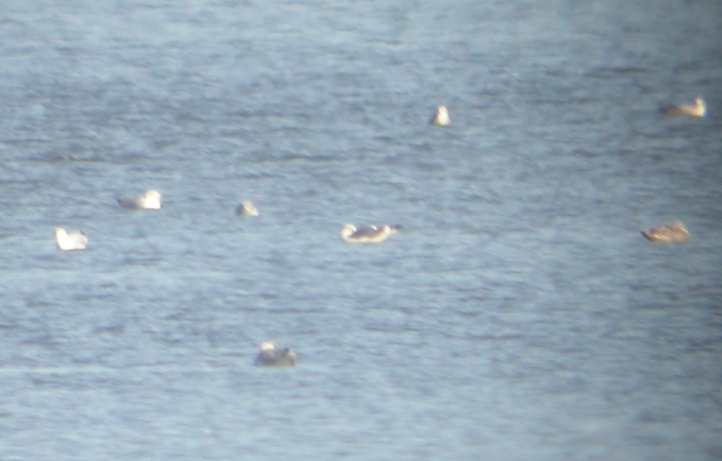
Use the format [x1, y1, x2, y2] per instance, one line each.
[117, 189, 162, 210]
[254, 341, 296, 367]
[660, 97, 706, 117]
[54, 227, 88, 251]
[236, 200, 259, 217]
[340, 224, 400, 243]
[641, 221, 690, 243]
[430, 106, 451, 126]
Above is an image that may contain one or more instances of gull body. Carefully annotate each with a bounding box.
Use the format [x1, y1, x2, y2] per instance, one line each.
[641, 221, 690, 243]
[660, 97, 706, 117]
[54, 227, 88, 251]
[236, 200, 259, 217]
[340, 224, 399, 243]
[254, 341, 296, 367]
[430, 106, 451, 126]
[118, 189, 162, 210]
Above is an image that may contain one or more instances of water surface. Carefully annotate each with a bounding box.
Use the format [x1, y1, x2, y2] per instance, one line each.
[1, 1, 721, 460]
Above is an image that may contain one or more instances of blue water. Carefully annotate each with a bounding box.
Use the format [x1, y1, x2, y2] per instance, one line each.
[1, 0, 721, 460]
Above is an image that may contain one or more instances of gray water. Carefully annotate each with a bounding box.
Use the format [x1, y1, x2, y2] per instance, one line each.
[1, 0, 721, 460]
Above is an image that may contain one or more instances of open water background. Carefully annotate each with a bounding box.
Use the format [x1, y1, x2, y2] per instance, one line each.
[1, 0, 721, 459]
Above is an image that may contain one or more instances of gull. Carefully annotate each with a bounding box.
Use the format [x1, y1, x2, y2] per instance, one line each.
[236, 200, 259, 217]
[254, 341, 296, 367]
[54, 227, 88, 251]
[118, 189, 162, 210]
[660, 97, 706, 117]
[430, 106, 451, 126]
[641, 221, 690, 243]
[340, 224, 400, 243]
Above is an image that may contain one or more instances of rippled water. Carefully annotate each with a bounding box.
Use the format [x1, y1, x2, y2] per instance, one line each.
[1, 1, 721, 460]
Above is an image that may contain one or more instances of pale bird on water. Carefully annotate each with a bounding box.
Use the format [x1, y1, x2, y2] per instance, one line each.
[54, 227, 88, 251]
[660, 97, 706, 117]
[340, 224, 400, 243]
[641, 221, 690, 243]
[430, 106, 451, 126]
[117, 189, 162, 210]
[236, 200, 259, 217]
[254, 341, 296, 367]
